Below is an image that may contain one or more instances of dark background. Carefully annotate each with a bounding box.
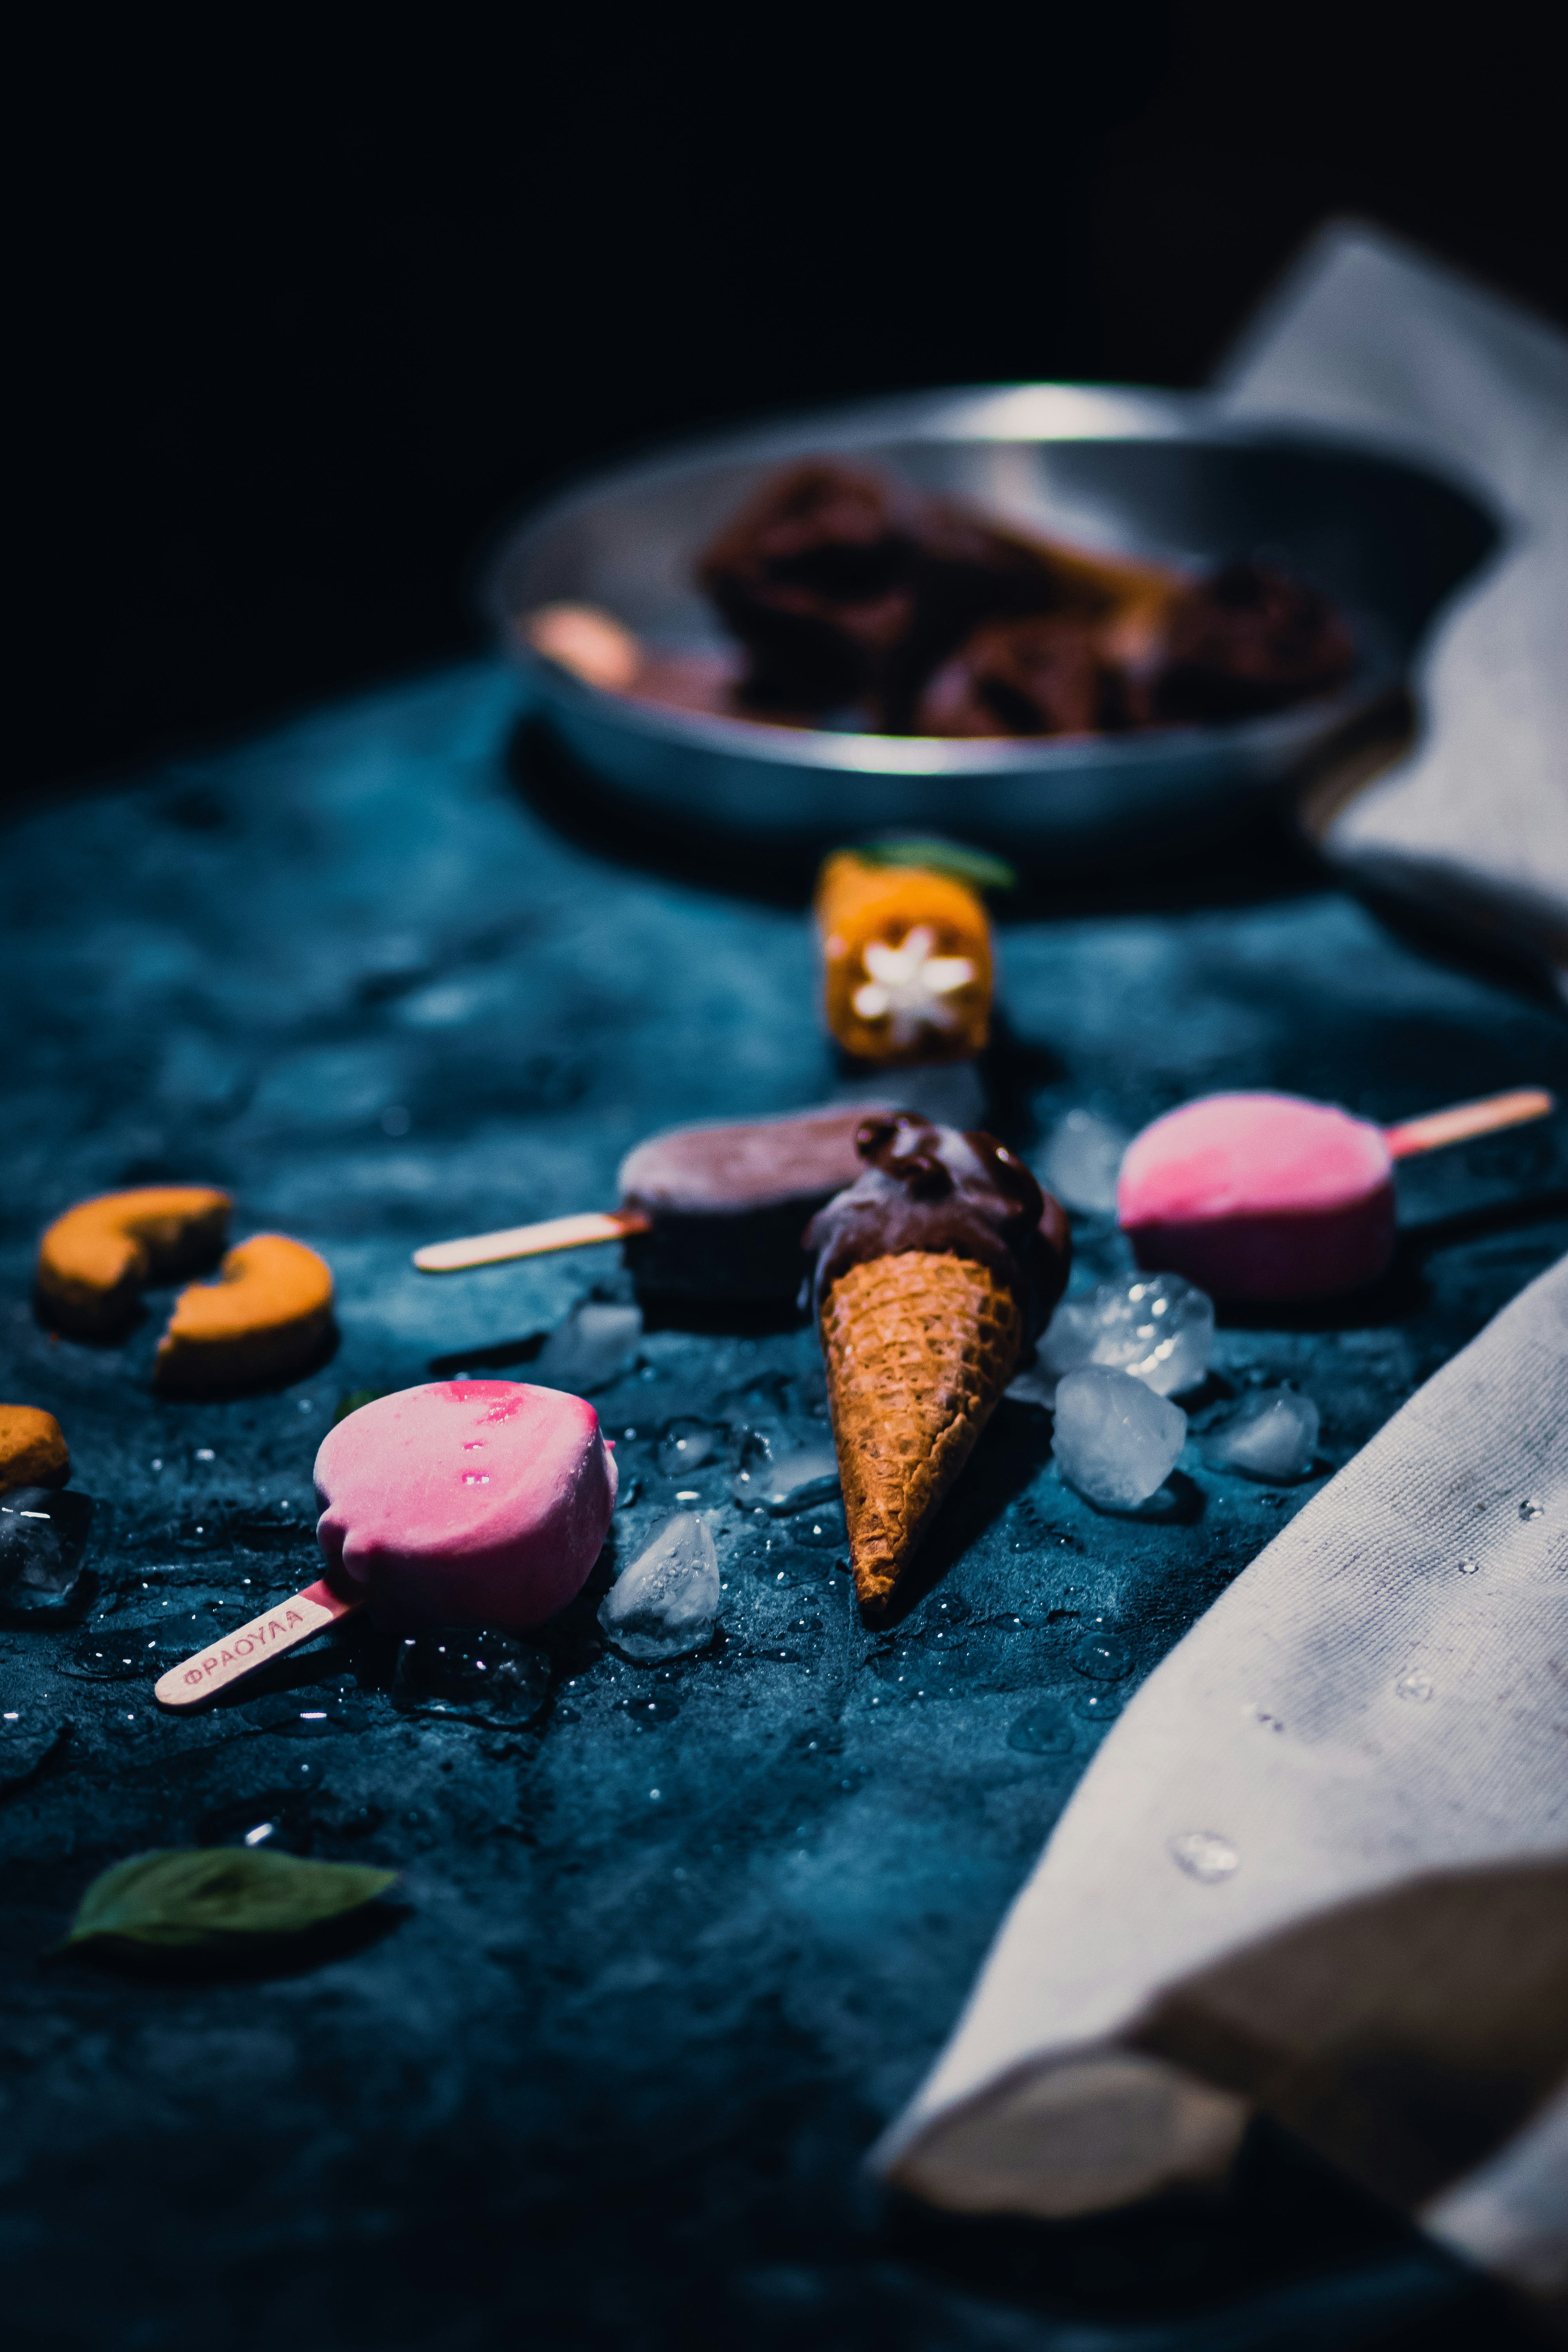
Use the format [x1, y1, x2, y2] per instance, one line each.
[13, 2, 1566, 804]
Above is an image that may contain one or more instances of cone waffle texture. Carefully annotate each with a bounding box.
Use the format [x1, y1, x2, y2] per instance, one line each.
[820, 1250, 1024, 1609]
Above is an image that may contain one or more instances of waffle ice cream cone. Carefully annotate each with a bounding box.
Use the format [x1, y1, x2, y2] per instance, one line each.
[820, 1249, 1024, 1609]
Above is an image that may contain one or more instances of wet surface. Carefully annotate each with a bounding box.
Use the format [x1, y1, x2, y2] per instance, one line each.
[2, 662, 1563, 2348]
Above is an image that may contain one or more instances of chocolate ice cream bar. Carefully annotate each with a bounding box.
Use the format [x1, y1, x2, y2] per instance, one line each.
[414, 1102, 894, 1303]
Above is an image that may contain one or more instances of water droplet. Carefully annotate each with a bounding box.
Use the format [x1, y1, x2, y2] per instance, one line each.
[1520, 1497, 1544, 1521]
[1071, 1633, 1132, 1682]
[1458, 1558, 1479, 1575]
[1007, 1701, 1073, 1755]
[649, 1788, 662, 1800]
[1396, 1669, 1435, 1703]
[1074, 1687, 1122, 1724]
[1170, 1831, 1239, 1883]
[615, 1690, 684, 1728]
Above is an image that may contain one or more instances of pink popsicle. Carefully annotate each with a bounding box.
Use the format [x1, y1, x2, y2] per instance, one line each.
[1118, 1093, 1400, 1302]
[313, 1379, 618, 1632]
[1117, 1087, 1554, 1301]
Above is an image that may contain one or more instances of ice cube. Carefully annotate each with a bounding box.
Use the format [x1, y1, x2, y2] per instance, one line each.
[0, 1711, 67, 1792]
[599, 1513, 720, 1662]
[1204, 1388, 1319, 1481]
[0, 1488, 95, 1622]
[1040, 1272, 1213, 1397]
[730, 1432, 840, 1515]
[657, 1419, 720, 1478]
[391, 1629, 552, 1725]
[533, 1300, 642, 1392]
[1053, 1368, 1186, 1510]
[1038, 1109, 1130, 1214]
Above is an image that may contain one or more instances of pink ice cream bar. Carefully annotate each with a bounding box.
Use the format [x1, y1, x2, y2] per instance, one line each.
[1118, 1092, 1397, 1302]
[313, 1379, 617, 1631]
[1116, 1086, 1555, 1302]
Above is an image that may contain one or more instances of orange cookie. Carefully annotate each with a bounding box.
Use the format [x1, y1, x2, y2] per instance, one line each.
[36, 1186, 232, 1335]
[0, 1404, 69, 1494]
[154, 1234, 335, 1393]
[815, 851, 993, 1067]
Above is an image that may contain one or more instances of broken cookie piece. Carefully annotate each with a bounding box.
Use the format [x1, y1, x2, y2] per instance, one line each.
[36, 1185, 231, 1335]
[154, 1233, 335, 1393]
[0, 1404, 70, 1494]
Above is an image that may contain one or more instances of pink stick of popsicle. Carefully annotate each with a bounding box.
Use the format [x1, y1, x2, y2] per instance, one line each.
[1118, 1086, 1555, 1304]
[155, 1577, 362, 1711]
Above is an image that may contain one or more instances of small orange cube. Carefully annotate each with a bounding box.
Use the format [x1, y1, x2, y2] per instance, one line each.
[815, 852, 993, 1067]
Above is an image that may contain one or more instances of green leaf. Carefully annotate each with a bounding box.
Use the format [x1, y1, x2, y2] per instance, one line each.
[59, 1848, 397, 1952]
[332, 1387, 386, 1425]
[849, 836, 1018, 893]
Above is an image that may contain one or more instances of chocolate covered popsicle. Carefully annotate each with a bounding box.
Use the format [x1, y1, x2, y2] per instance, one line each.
[415, 1102, 895, 1303]
[808, 1113, 1070, 1610]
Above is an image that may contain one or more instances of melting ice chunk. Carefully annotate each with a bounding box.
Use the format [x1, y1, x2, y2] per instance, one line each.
[391, 1630, 552, 1725]
[0, 1488, 95, 1622]
[0, 1711, 67, 1792]
[1038, 1108, 1131, 1214]
[657, 1419, 719, 1477]
[1053, 1368, 1186, 1509]
[1039, 1273, 1213, 1398]
[731, 1432, 840, 1515]
[599, 1513, 720, 1662]
[1204, 1389, 1319, 1482]
[534, 1300, 642, 1392]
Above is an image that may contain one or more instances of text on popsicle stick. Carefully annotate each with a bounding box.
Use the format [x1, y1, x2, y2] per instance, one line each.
[154, 1577, 363, 1710]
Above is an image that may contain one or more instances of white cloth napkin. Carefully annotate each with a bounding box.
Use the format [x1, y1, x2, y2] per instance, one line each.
[1214, 221, 1568, 995]
[875, 1251, 1568, 2300]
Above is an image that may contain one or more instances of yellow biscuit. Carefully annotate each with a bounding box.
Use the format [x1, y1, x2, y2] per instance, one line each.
[0, 1404, 69, 1494]
[154, 1233, 335, 1393]
[36, 1186, 232, 1334]
[815, 852, 992, 1066]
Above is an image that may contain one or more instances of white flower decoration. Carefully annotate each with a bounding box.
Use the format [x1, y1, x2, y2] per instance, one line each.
[851, 926, 976, 1047]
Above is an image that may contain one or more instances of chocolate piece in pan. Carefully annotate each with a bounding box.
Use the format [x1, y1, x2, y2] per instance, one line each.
[914, 615, 1112, 738]
[696, 460, 1058, 726]
[616, 1102, 896, 1303]
[1140, 560, 1356, 722]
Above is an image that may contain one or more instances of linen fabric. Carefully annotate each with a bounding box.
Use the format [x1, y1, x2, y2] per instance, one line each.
[1218, 221, 1568, 995]
[877, 1253, 1568, 2300]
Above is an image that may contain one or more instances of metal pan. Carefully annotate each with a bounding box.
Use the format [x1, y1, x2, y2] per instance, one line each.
[488, 385, 1497, 858]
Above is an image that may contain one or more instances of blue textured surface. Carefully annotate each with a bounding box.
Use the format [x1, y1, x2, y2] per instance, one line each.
[2, 664, 1564, 2350]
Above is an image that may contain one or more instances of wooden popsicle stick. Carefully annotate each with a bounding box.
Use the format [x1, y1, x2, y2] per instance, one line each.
[154, 1577, 363, 1711]
[1383, 1088, 1555, 1161]
[412, 1207, 651, 1274]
